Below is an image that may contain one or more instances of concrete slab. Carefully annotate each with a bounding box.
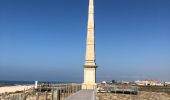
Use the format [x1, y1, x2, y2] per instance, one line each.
[65, 90, 95, 100]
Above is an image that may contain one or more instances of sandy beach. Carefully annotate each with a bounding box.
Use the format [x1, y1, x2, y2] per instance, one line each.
[0, 85, 33, 94]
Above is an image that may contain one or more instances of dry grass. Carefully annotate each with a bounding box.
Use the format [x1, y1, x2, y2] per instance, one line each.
[97, 91, 170, 100]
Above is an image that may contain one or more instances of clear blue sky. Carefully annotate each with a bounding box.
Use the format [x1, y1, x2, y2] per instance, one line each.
[0, 0, 170, 82]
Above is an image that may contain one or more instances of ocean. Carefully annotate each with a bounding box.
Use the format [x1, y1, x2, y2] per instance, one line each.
[0, 81, 78, 87]
[0, 81, 35, 86]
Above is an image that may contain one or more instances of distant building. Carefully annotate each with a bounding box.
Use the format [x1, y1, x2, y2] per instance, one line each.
[147, 80, 158, 86]
[135, 80, 148, 86]
[165, 82, 170, 86]
[156, 83, 164, 86]
[101, 81, 107, 84]
[121, 81, 130, 84]
[135, 80, 163, 86]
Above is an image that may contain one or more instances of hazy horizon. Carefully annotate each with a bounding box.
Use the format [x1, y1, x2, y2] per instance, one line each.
[0, 0, 170, 82]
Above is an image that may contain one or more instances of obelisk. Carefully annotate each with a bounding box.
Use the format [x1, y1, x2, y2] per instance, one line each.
[82, 0, 97, 90]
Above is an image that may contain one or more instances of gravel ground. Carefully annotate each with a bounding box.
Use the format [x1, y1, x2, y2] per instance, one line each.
[97, 91, 170, 100]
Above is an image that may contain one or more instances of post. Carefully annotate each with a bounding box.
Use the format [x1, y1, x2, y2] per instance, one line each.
[60, 89, 63, 100]
[19, 94, 22, 100]
[63, 87, 66, 98]
[68, 86, 70, 96]
[71, 85, 73, 94]
[115, 85, 116, 94]
[57, 89, 60, 100]
[51, 91, 54, 100]
[36, 93, 39, 100]
[76, 85, 78, 92]
[73, 85, 75, 93]
[53, 91, 57, 100]
[44, 92, 47, 100]
[23, 93, 26, 100]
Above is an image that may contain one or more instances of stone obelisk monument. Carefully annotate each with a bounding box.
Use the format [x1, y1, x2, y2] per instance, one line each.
[82, 0, 97, 90]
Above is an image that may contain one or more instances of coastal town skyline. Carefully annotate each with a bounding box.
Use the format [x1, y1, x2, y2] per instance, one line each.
[0, 0, 170, 82]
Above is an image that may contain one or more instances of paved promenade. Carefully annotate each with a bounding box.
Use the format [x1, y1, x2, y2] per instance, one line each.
[65, 90, 95, 100]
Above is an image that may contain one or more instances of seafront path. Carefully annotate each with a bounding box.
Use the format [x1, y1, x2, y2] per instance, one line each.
[65, 90, 96, 100]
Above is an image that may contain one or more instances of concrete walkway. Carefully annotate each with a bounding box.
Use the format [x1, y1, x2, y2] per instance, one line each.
[65, 90, 95, 100]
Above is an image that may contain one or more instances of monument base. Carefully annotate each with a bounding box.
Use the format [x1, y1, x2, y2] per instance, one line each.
[82, 83, 97, 90]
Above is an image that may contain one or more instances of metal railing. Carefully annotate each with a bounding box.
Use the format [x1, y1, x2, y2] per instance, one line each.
[98, 84, 138, 95]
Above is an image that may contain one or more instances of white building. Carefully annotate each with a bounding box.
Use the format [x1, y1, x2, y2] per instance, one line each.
[135, 80, 148, 86]
[101, 81, 107, 84]
[165, 82, 170, 86]
[135, 80, 160, 86]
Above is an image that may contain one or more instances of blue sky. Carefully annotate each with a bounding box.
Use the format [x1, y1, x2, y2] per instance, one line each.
[0, 0, 170, 82]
